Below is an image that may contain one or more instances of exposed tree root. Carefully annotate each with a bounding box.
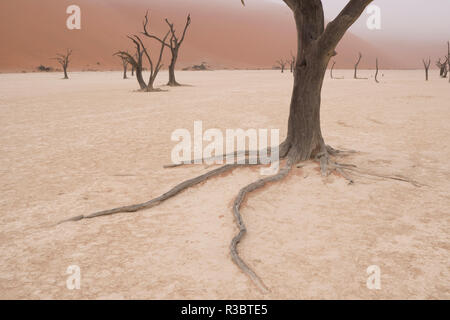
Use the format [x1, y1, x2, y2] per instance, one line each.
[333, 163, 423, 187]
[57, 164, 248, 225]
[230, 161, 293, 293]
[164, 142, 291, 169]
[56, 140, 422, 293]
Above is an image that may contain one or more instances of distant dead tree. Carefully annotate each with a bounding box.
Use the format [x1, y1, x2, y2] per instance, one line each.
[131, 52, 137, 76]
[422, 58, 431, 81]
[353, 52, 367, 79]
[374, 58, 380, 83]
[289, 52, 296, 73]
[53, 49, 72, 79]
[115, 32, 169, 91]
[330, 61, 343, 79]
[142, 12, 191, 86]
[436, 58, 448, 78]
[276, 59, 288, 73]
[118, 54, 129, 79]
[447, 41, 450, 83]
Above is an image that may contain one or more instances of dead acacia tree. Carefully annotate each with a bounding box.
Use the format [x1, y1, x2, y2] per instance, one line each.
[115, 15, 169, 92]
[276, 59, 288, 73]
[59, 0, 420, 293]
[422, 58, 431, 81]
[118, 54, 129, 79]
[330, 61, 343, 79]
[116, 34, 168, 92]
[353, 52, 367, 79]
[447, 41, 450, 83]
[374, 58, 380, 83]
[142, 12, 191, 86]
[289, 52, 296, 73]
[53, 49, 72, 79]
[436, 58, 448, 78]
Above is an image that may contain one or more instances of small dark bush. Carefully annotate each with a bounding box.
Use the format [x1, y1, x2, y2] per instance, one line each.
[37, 65, 52, 72]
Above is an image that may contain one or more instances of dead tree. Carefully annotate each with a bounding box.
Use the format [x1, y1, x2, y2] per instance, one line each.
[276, 59, 288, 73]
[448, 41, 450, 83]
[422, 58, 431, 81]
[436, 58, 448, 78]
[289, 52, 296, 73]
[118, 54, 129, 79]
[374, 58, 379, 83]
[53, 49, 72, 79]
[353, 52, 367, 79]
[142, 12, 191, 86]
[59, 0, 419, 293]
[115, 32, 168, 92]
[330, 61, 343, 79]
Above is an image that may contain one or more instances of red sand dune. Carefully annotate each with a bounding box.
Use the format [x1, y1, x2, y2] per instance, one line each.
[0, 0, 435, 72]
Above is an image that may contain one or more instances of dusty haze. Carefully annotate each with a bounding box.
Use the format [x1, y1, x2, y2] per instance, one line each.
[1, 0, 449, 72]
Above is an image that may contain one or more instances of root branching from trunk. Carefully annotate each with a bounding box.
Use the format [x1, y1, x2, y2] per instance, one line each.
[230, 161, 293, 293]
[57, 142, 422, 293]
[57, 164, 246, 224]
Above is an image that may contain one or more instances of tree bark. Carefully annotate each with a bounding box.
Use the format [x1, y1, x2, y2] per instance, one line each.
[63, 67, 69, 79]
[283, 3, 328, 161]
[135, 65, 147, 90]
[167, 49, 180, 86]
[278, 0, 372, 162]
[123, 63, 128, 79]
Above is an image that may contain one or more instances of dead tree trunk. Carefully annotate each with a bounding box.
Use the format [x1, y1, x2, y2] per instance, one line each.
[143, 12, 191, 87]
[423, 58, 431, 81]
[115, 30, 169, 92]
[290, 52, 296, 73]
[448, 41, 450, 83]
[276, 0, 373, 162]
[330, 61, 343, 79]
[54, 49, 72, 79]
[120, 56, 129, 79]
[436, 59, 448, 78]
[354, 52, 363, 79]
[375, 58, 379, 83]
[330, 61, 336, 79]
[276, 59, 287, 73]
[131, 52, 138, 77]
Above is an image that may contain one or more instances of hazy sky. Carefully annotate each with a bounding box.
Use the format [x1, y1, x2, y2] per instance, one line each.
[264, 0, 450, 42]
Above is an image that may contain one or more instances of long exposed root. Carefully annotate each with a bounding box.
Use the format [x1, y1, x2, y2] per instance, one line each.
[316, 147, 420, 187]
[163, 149, 262, 168]
[164, 141, 291, 169]
[230, 162, 293, 293]
[333, 163, 423, 187]
[56, 139, 421, 294]
[57, 164, 249, 225]
[326, 145, 358, 156]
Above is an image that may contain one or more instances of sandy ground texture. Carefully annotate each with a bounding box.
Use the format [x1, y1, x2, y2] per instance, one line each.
[0, 70, 449, 299]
